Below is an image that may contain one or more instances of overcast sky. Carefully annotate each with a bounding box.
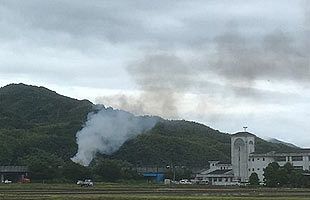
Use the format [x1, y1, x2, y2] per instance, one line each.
[0, 0, 309, 147]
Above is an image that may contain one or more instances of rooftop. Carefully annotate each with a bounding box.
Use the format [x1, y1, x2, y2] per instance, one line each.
[231, 132, 256, 137]
[250, 149, 310, 157]
[208, 169, 232, 175]
[218, 161, 231, 165]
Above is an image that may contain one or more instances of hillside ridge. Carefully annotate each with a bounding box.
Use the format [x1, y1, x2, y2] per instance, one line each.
[0, 83, 299, 169]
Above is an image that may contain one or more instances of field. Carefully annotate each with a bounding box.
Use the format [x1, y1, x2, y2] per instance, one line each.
[1, 183, 310, 200]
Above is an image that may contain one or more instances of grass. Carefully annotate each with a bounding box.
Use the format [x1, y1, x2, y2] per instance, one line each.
[2, 194, 310, 200]
[1, 183, 310, 200]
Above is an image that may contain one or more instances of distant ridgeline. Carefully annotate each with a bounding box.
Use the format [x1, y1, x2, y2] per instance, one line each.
[0, 83, 300, 180]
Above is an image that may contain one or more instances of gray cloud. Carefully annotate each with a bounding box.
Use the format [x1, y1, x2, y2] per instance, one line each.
[126, 53, 195, 117]
[0, 0, 310, 146]
[209, 29, 309, 84]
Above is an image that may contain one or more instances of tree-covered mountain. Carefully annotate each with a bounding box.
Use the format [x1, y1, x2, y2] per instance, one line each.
[113, 120, 298, 167]
[0, 83, 93, 129]
[0, 83, 299, 180]
[0, 83, 93, 164]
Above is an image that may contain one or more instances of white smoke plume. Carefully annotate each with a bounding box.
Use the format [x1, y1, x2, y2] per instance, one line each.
[71, 106, 159, 166]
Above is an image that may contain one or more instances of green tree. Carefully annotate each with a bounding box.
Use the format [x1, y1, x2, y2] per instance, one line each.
[264, 162, 280, 187]
[91, 158, 123, 181]
[62, 161, 91, 181]
[280, 162, 294, 186]
[249, 172, 259, 186]
[20, 150, 64, 181]
[264, 162, 307, 188]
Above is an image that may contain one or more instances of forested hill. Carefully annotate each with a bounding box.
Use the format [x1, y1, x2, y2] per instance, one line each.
[0, 83, 93, 129]
[113, 120, 299, 167]
[0, 83, 298, 169]
[0, 83, 93, 165]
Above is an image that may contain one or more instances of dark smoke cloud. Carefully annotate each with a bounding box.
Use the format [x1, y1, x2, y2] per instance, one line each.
[125, 53, 195, 118]
[96, 94, 146, 115]
[112, 22, 309, 116]
[210, 29, 309, 84]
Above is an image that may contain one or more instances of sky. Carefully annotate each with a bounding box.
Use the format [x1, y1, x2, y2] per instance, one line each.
[0, 0, 309, 147]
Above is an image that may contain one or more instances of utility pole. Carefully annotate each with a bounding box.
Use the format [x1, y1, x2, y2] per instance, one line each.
[173, 165, 176, 182]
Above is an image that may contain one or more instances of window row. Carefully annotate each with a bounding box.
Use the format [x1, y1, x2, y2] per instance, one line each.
[249, 157, 265, 162]
[249, 168, 262, 172]
[211, 177, 233, 182]
[275, 156, 304, 162]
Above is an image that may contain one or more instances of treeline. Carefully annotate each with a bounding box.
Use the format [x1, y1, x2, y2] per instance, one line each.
[249, 162, 310, 188]
[26, 157, 142, 182]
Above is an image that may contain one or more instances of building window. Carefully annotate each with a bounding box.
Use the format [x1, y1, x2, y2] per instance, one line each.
[248, 159, 251, 162]
[263, 158, 265, 161]
[249, 169, 251, 171]
[292, 156, 303, 161]
[252, 158, 254, 161]
[257, 158, 260, 161]
[252, 168, 254, 171]
[257, 168, 260, 171]
[219, 178, 222, 182]
[225, 178, 228, 182]
[275, 156, 286, 162]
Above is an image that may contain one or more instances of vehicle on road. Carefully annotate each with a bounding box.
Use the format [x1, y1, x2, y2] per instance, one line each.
[3, 180, 12, 184]
[77, 179, 94, 187]
[179, 179, 192, 184]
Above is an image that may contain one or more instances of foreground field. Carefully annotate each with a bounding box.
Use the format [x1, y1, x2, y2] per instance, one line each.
[1, 183, 310, 200]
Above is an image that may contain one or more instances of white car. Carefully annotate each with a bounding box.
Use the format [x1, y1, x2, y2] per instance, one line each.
[76, 180, 84, 185]
[179, 179, 192, 184]
[4, 180, 12, 184]
[77, 179, 94, 187]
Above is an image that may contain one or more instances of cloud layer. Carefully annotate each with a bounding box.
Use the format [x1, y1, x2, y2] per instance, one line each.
[0, 0, 309, 146]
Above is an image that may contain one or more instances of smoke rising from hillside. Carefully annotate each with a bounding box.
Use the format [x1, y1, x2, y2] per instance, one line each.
[71, 106, 158, 166]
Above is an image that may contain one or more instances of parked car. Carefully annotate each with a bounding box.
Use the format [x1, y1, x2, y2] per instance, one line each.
[171, 180, 179, 184]
[4, 180, 12, 184]
[198, 180, 209, 185]
[77, 179, 94, 187]
[179, 179, 192, 184]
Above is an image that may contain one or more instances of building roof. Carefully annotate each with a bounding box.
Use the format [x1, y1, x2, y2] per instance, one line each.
[250, 149, 310, 157]
[208, 169, 232, 175]
[218, 161, 231, 165]
[231, 132, 256, 137]
[0, 166, 28, 173]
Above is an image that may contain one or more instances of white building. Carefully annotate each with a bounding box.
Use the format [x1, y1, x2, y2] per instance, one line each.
[195, 161, 235, 185]
[196, 131, 310, 185]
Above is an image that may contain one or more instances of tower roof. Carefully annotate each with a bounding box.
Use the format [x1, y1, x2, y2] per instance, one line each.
[231, 131, 255, 137]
